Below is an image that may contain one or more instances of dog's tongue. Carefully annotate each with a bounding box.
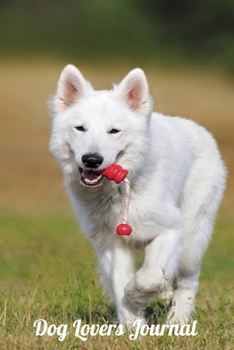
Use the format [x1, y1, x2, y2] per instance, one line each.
[83, 170, 100, 180]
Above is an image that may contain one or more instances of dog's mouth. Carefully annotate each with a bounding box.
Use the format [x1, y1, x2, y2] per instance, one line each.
[79, 168, 103, 187]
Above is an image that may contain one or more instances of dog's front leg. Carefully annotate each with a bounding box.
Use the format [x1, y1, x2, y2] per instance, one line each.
[125, 228, 182, 309]
[95, 243, 145, 327]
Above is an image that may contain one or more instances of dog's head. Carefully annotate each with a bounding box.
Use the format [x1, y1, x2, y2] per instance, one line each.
[49, 65, 153, 187]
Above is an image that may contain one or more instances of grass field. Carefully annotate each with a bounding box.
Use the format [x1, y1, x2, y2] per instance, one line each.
[0, 59, 233, 349]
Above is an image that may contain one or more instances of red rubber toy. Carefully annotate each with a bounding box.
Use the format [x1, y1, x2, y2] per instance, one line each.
[102, 164, 129, 183]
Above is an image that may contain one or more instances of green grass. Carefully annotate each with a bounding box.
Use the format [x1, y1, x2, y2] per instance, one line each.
[0, 213, 233, 349]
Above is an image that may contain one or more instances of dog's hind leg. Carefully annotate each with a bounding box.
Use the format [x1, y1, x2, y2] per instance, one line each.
[96, 242, 145, 327]
[167, 150, 226, 324]
[166, 269, 199, 324]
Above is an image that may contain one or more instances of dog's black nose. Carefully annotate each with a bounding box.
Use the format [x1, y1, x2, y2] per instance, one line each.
[82, 153, 104, 168]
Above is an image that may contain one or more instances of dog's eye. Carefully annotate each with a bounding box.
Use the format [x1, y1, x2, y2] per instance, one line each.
[109, 129, 121, 134]
[75, 126, 85, 132]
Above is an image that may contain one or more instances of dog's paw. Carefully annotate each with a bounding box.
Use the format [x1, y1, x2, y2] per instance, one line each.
[158, 288, 175, 303]
[166, 303, 195, 325]
[124, 274, 160, 308]
[118, 318, 146, 331]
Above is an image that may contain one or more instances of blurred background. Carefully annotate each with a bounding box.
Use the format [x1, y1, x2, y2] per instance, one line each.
[0, 0, 233, 218]
[0, 0, 234, 68]
[0, 0, 233, 288]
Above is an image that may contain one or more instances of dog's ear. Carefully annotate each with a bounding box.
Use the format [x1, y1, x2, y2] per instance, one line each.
[114, 68, 151, 117]
[50, 65, 92, 114]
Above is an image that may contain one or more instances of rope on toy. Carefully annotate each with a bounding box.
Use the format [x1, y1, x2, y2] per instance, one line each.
[101, 164, 132, 236]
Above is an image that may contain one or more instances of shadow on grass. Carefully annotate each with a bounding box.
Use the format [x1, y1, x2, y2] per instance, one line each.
[74, 299, 171, 325]
[145, 300, 171, 325]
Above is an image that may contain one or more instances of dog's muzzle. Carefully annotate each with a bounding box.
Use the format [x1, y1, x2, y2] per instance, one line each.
[79, 153, 104, 186]
[78, 167, 103, 187]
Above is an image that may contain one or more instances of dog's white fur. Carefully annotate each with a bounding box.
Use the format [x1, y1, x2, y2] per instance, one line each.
[49, 65, 226, 326]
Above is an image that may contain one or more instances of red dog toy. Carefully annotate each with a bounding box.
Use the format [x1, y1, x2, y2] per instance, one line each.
[102, 164, 132, 236]
[102, 164, 128, 184]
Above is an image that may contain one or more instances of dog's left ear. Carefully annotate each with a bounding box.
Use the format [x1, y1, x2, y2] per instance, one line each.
[115, 68, 152, 117]
[50, 64, 93, 115]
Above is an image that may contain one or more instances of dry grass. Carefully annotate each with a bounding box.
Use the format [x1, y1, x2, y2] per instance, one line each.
[0, 214, 233, 349]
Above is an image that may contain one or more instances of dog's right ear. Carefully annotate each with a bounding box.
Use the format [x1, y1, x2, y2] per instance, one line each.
[50, 65, 93, 114]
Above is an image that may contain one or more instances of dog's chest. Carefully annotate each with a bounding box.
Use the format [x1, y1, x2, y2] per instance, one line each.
[81, 188, 159, 241]
[74, 185, 123, 235]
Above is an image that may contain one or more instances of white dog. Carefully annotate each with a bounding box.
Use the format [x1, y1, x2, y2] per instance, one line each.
[49, 65, 226, 326]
